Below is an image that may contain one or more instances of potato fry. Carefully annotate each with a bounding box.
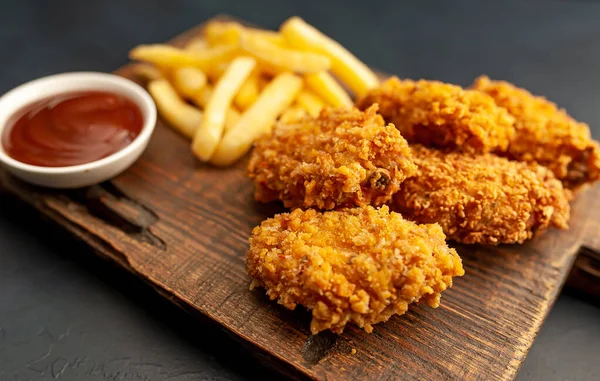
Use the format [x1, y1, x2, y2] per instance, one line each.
[241, 33, 330, 73]
[304, 71, 352, 107]
[225, 107, 241, 132]
[255, 62, 285, 77]
[148, 79, 202, 139]
[234, 73, 259, 110]
[129, 44, 237, 72]
[210, 72, 303, 166]
[190, 84, 239, 130]
[204, 21, 286, 47]
[204, 21, 244, 46]
[192, 85, 213, 108]
[280, 17, 379, 95]
[205, 61, 231, 83]
[258, 75, 271, 90]
[184, 38, 209, 52]
[130, 63, 164, 82]
[279, 106, 307, 123]
[295, 90, 325, 116]
[172, 67, 207, 98]
[192, 57, 257, 161]
[247, 29, 287, 47]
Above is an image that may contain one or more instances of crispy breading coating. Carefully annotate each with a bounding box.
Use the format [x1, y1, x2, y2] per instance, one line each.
[246, 206, 464, 334]
[355, 77, 515, 153]
[471, 76, 600, 190]
[392, 145, 570, 245]
[247, 105, 417, 209]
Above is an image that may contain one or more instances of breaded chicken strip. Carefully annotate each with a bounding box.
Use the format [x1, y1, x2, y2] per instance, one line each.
[247, 105, 416, 209]
[355, 77, 515, 153]
[471, 76, 600, 190]
[392, 145, 570, 245]
[246, 206, 464, 334]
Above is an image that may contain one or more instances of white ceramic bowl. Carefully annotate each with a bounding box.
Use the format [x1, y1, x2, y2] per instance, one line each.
[0, 72, 156, 188]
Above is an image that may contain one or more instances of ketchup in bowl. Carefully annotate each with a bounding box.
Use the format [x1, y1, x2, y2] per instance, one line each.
[1, 92, 143, 167]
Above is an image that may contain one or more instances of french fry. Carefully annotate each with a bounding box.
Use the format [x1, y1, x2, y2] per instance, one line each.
[129, 44, 237, 72]
[192, 57, 257, 161]
[280, 17, 379, 96]
[225, 107, 241, 132]
[184, 38, 209, 52]
[148, 79, 202, 139]
[204, 21, 244, 46]
[204, 21, 286, 47]
[189, 84, 239, 130]
[247, 29, 287, 47]
[304, 71, 352, 108]
[241, 33, 330, 73]
[210, 72, 303, 166]
[172, 67, 207, 99]
[130, 63, 164, 82]
[295, 90, 325, 116]
[279, 106, 307, 123]
[234, 73, 259, 110]
[205, 61, 231, 83]
[192, 85, 213, 108]
[258, 75, 271, 90]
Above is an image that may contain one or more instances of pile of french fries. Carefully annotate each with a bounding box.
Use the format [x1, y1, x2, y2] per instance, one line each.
[128, 16, 379, 166]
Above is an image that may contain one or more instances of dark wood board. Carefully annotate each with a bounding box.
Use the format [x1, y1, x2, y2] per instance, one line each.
[1, 17, 600, 381]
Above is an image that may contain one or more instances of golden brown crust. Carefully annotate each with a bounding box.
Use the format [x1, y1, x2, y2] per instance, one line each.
[471, 76, 600, 190]
[355, 77, 515, 154]
[392, 145, 571, 245]
[246, 206, 464, 334]
[247, 105, 417, 209]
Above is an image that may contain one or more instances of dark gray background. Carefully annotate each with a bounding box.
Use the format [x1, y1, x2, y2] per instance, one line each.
[1, 0, 600, 380]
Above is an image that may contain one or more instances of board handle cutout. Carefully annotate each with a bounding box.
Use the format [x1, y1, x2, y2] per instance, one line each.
[566, 247, 600, 300]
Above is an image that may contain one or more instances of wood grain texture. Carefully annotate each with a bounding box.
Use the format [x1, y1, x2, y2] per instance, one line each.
[1, 17, 599, 381]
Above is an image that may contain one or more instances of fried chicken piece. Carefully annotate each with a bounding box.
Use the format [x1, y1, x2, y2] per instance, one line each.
[247, 105, 417, 209]
[355, 77, 515, 153]
[246, 206, 464, 334]
[392, 145, 570, 245]
[471, 76, 600, 190]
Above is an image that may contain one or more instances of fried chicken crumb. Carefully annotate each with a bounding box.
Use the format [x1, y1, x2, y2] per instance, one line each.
[356, 77, 515, 153]
[246, 206, 464, 334]
[351, 348, 357, 355]
[247, 105, 417, 210]
[392, 145, 571, 244]
[471, 76, 600, 190]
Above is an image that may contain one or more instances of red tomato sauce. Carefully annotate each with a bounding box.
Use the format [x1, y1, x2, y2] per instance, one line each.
[2, 92, 143, 167]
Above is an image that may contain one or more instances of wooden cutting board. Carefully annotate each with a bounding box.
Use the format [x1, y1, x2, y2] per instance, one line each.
[1, 17, 599, 381]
